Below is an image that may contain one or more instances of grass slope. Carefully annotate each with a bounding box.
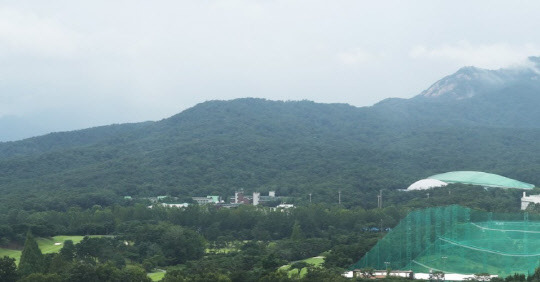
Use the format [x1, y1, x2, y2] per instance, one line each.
[147, 271, 166, 281]
[0, 248, 21, 264]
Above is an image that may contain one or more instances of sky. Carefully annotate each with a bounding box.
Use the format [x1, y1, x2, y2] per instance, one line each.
[2, 1, 540, 141]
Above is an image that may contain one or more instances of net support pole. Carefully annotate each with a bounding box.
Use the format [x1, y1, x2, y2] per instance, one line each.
[452, 205, 458, 240]
[416, 211, 422, 257]
[463, 208, 470, 260]
[406, 213, 412, 265]
[435, 207, 442, 256]
[524, 212, 529, 255]
[425, 208, 432, 258]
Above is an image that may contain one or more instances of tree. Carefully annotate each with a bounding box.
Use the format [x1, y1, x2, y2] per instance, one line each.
[431, 270, 445, 281]
[18, 231, 44, 277]
[290, 261, 310, 278]
[302, 266, 349, 282]
[473, 273, 491, 281]
[526, 266, 540, 281]
[290, 221, 305, 241]
[48, 254, 69, 275]
[359, 267, 374, 278]
[259, 270, 292, 282]
[120, 265, 152, 282]
[160, 226, 205, 264]
[17, 273, 62, 282]
[59, 240, 76, 261]
[261, 253, 285, 270]
[65, 261, 100, 282]
[0, 256, 17, 282]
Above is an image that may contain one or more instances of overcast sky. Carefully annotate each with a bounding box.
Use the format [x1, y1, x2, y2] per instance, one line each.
[2, 1, 540, 141]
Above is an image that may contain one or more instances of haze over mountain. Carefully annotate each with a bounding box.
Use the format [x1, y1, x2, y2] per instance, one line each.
[1, 59, 540, 210]
[373, 56, 540, 128]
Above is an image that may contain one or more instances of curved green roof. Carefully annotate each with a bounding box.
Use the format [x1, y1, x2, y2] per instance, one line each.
[428, 171, 534, 189]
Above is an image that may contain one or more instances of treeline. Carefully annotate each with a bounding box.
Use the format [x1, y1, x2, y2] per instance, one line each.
[1, 183, 529, 251]
[0, 204, 403, 246]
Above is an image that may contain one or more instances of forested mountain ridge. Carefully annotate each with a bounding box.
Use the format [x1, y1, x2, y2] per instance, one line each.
[2, 60, 540, 211]
[373, 56, 540, 128]
[0, 122, 154, 159]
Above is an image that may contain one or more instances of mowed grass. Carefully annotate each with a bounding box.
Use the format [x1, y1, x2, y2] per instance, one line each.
[147, 271, 166, 281]
[302, 256, 325, 265]
[0, 235, 103, 265]
[205, 241, 243, 254]
[205, 246, 238, 254]
[280, 256, 325, 278]
[0, 248, 22, 264]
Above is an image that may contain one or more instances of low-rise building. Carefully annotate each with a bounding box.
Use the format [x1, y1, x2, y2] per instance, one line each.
[148, 203, 190, 209]
[276, 204, 294, 209]
[521, 192, 540, 210]
[351, 269, 413, 279]
[230, 190, 283, 206]
[192, 195, 222, 205]
[233, 190, 251, 204]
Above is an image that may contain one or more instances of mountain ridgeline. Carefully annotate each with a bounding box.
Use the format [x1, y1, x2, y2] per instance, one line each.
[2, 58, 540, 211]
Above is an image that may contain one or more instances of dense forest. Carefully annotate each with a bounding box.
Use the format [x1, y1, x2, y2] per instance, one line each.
[2, 98, 540, 213]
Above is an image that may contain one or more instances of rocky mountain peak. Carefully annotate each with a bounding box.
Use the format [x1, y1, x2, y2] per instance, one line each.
[419, 66, 504, 100]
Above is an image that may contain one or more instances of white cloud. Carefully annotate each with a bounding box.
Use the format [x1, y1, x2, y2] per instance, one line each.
[337, 48, 384, 65]
[409, 41, 540, 69]
[0, 8, 79, 58]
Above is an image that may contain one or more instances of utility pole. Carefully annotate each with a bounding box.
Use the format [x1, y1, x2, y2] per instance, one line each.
[309, 193, 312, 203]
[377, 190, 383, 209]
[338, 190, 341, 205]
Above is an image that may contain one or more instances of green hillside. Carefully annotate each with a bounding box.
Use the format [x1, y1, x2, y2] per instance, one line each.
[2, 98, 540, 213]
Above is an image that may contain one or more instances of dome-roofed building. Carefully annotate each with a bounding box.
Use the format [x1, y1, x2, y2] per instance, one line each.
[428, 171, 534, 189]
[406, 179, 448, 191]
[405, 171, 535, 191]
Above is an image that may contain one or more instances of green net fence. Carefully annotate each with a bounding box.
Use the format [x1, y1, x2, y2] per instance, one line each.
[351, 205, 540, 277]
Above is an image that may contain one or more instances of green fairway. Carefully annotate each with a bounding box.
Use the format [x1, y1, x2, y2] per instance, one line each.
[147, 271, 166, 281]
[280, 256, 325, 278]
[36, 235, 87, 254]
[0, 248, 21, 263]
[0, 235, 103, 264]
[302, 256, 324, 265]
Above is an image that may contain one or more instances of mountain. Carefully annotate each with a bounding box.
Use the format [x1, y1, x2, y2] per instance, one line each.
[2, 59, 540, 211]
[373, 57, 540, 128]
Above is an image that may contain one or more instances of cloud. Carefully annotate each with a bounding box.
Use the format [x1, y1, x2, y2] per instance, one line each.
[337, 48, 384, 65]
[0, 8, 79, 58]
[409, 41, 540, 69]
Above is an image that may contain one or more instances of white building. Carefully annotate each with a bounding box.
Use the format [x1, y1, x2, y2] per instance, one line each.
[253, 192, 260, 206]
[148, 203, 190, 209]
[521, 192, 540, 210]
[406, 179, 448, 191]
